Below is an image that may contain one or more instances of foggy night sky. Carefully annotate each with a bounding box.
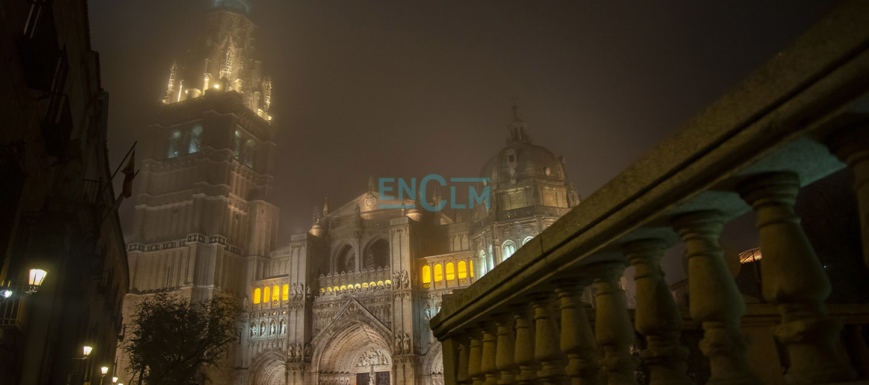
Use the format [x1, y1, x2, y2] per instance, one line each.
[87, 0, 836, 258]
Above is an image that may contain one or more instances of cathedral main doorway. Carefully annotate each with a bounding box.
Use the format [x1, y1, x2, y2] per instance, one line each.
[356, 371, 390, 385]
[312, 313, 393, 385]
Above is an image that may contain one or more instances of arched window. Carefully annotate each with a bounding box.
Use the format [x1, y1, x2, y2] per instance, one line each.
[502, 240, 517, 261]
[446, 263, 455, 281]
[362, 283, 369, 288]
[458, 261, 467, 279]
[522, 236, 534, 246]
[340, 285, 347, 291]
[354, 284, 361, 289]
[272, 285, 279, 302]
[282, 284, 289, 301]
[422, 265, 431, 284]
[385, 280, 392, 286]
[253, 288, 261, 304]
[470, 260, 474, 277]
[189, 125, 202, 153]
[434, 264, 443, 282]
[243, 139, 255, 168]
[168, 130, 182, 158]
[364, 239, 389, 269]
[336, 245, 354, 273]
[479, 251, 488, 277]
[233, 130, 241, 159]
[263, 287, 270, 304]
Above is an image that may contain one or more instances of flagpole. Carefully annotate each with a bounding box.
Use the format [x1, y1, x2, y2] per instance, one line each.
[110, 141, 137, 180]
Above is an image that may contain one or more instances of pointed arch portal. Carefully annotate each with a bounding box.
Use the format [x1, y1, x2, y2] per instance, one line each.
[312, 300, 393, 385]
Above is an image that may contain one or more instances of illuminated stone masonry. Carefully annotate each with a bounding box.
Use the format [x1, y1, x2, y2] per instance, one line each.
[116, 2, 579, 385]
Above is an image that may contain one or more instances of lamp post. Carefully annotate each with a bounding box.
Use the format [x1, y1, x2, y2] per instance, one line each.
[0, 268, 47, 302]
[27, 269, 47, 293]
[100, 367, 109, 385]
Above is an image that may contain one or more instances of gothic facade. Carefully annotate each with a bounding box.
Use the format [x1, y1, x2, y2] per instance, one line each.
[117, 3, 579, 385]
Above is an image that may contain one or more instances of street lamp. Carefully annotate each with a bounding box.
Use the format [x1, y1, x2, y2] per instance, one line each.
[83, 346, 93, 358]
[27, 269, 47, 293]
[1, 290, 11, 299]
[100, 366, 109, 385]
[112, 377, 118, 383]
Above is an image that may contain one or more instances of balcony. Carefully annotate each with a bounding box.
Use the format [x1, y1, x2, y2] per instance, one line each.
[430, 3, 869, 385]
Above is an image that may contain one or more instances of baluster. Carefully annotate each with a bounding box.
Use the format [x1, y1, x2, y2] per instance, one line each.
[458, 337, 472, 385]
[554, 278, 600, 385]
[829, 127, 869, 269]
[494, 314, 517, 384]
[623, 239, 689, 385]
[513, 305, 538, 385]
[469, 330, 485, 385]
[483, 326, 500, 385]
[739, 172, 856, 383]
[672, 211, 759, 384]
[532, 293, 567, 385]
[587, 261, 637, 385]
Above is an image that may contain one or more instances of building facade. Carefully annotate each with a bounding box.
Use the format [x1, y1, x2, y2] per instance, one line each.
[118, 2, 578, 385]
[0, 0, 130, 384]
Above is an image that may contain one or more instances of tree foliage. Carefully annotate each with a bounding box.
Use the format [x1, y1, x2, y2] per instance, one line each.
[124, 292, 240, 385]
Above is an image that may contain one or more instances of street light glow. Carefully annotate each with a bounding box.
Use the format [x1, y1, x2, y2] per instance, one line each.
[101, 367, 109, 375]
[83, 346, 93, 357]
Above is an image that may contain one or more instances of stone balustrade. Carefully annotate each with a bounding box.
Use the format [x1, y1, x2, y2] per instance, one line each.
[431, 3, 869, 385]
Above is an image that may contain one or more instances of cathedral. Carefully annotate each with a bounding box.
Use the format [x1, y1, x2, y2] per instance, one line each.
[117, 1, 579, 385]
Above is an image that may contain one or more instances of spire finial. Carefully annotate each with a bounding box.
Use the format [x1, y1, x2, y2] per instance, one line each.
[368, 174, 376, 193]
[510, 98, 522, 122]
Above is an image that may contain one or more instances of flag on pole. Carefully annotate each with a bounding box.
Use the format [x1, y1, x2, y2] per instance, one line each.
[122, 150, 135, 198]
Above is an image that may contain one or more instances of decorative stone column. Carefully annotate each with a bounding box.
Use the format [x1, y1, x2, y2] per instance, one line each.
[482, 326, 500, 385]
[458, 337, 472, 385]
[531, 293, 567, 385]
[623, 240, 689, 385]
[494, 314, 517, 385]
[469, 331, 485, 385]
[587, 261, 637, 385]
[672, 211, 758, 385]
[828, 126, 869, 269]
[554, 278, 600, 385]
[739, 172, 856, 383]
[512, 305, 538, 385]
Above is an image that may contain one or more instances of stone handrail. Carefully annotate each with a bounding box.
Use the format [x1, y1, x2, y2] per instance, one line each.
[430, 3, 869, 385]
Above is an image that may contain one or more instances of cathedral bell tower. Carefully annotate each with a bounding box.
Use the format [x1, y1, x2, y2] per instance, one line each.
[126, 0, 278, 303]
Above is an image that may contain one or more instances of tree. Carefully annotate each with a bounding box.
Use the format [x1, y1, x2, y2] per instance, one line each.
[123, 292, 240, 385]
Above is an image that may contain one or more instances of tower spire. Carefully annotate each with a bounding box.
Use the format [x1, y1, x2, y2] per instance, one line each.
[507, 101, 530, 144]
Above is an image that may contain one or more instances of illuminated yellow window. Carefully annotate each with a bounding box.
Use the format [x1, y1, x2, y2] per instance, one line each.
[422, 266, 431, 283]
[340, 285, 347, 290]
[470, 260, 474, 277]
[355, 284, 361, 289]
[385, 280, 392, 286]
[446, 263, 455, 280]
[370, 282, 376, 287]
[273, 285, 280, 302]
[333, 286, 340, 292]
[458, 261, 467, 279]
[377, 281, 384, 286]
[362, 283, 369, 288]
[282, 284, 289, 301]
[253, 288, 261, 304]
[263, 287, 270, 304]
[434, 264, 443, 282]
[320, 288, 325, 293]
[327, 287, 333, 292]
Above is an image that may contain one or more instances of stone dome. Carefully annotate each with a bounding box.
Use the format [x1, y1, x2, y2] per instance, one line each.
[480, 108, 567, 187]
